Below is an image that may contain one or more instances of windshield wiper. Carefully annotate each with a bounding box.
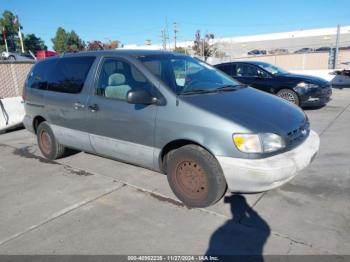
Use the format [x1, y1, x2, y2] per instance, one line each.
[215, 84, 247, 91]
[180, 89, 215, 95]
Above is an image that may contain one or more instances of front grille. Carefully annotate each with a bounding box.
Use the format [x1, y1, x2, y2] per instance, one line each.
[287, 121, 310, 146]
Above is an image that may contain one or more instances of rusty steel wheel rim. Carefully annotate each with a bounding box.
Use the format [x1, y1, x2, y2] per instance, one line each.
[174, 160, 209, 201]
[39, 130, 52, 155]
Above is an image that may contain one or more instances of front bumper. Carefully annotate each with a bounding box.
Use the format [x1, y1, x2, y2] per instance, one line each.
[300, 86, 332, 107]
[216, 130, 320, 193]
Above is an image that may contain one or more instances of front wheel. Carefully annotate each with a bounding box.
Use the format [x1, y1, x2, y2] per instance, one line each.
[277, 89, 300, 106]
[166, 145, 227, 208]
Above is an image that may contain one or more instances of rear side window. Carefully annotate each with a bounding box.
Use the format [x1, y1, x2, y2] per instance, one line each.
[216, 64, 233, 76]
[28, 57, 95, 93]
[48, 56, 95, 93]
[27, 60, 55, 90]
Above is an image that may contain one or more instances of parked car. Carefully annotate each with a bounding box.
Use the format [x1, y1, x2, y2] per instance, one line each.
[23, 51, 319, 207]
[339, 46, 350, 51]
[36, 50, 58, 60]
[330, 68, 350, 88]
[269, 48, 288, 55]
[315, 47, 332, 52]
[294, 48, 314, 54]
[1, 51, 35, 61]
[215, 61, 332, 107]
[247, 49, 267, 55]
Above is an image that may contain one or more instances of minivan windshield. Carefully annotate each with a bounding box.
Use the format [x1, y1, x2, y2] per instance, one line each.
[255, 62, 289, 75]
[137, 54, 243, 95]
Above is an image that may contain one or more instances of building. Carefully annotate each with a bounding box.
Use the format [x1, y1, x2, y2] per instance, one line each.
[121, 25, 350, 59]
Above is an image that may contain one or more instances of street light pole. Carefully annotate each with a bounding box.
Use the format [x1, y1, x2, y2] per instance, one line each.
[334, 24, 341, 69]
[173, 22, 178, 50]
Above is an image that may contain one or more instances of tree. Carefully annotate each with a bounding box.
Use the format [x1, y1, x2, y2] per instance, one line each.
[51, 27, 67, 52]
[0, 10, 22, 52]
[103, 40, 119, 49]
[86, 40, 119, 51]
[51, 27, 85, 52]
[24, 34, 47, 53]
[174, 46, 187, 54]
[87, 40, 103, 51]
[192, 30, 216, 60]
[66, 30, 85, 52]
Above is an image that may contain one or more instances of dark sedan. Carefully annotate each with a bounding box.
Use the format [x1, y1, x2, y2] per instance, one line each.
[215, 61, 332, 107]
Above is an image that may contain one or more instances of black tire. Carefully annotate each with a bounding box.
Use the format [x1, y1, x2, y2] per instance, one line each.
[277, 89, 300, 106]
[37, 122, 68, 160]
[166, 145, 227, 208]
[8, 55, 16, 61]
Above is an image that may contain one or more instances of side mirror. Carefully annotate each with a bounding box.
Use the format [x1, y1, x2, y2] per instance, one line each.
[257, 71, 265, 79]
[127, 89, 157, 105]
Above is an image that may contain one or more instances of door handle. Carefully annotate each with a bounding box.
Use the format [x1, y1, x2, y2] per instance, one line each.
[73, 102, 85, 110]
[88, 104, 99, 112]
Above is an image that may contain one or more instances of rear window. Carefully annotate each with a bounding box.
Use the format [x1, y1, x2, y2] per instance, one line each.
[27, 56, 95, 93]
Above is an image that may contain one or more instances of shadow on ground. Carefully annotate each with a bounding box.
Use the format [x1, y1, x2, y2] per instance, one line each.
[206, 194, 270, 261]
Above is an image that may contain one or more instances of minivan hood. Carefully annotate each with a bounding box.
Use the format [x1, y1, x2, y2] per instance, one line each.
[180, 87, 307, 135]
[279, 73, 329, 86]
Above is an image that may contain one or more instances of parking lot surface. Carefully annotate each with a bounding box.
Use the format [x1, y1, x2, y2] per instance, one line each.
[0, 88, 349, 255]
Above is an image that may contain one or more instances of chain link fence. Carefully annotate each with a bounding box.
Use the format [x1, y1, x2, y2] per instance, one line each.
[0, 61, 35, 98]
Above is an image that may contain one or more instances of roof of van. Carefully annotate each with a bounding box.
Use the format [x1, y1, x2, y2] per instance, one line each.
[215, 61, 271, 66]
[54, 49, 176, 58]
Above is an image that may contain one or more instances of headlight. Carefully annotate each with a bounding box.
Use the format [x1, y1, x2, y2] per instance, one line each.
[233, 133, 285, 153]
[297, 82, 319, 89]
[233, 134, 262, 153]
[260, 133, 286, 152]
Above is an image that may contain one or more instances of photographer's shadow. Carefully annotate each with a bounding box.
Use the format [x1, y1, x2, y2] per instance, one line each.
[206, 194, 270, 260]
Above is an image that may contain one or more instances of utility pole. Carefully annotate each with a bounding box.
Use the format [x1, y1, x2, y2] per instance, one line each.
[160, 29, 166, 50]
[14, 15, 25, 53]
[173, 22, 178, 50]
[202, 32, 205, 59]
[334, 24, 341, 69]
[2, 27, 9, 52]
[19, 29, 24, 53]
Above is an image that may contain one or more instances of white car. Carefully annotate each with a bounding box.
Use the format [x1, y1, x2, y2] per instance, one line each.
[1, 51, 35, 61]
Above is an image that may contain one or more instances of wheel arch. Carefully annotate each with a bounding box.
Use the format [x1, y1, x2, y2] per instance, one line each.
[33, 116, 47, 134]
[158, 139, 216, 173]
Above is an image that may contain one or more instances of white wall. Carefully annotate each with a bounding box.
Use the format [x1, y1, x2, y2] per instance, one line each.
[0, 97, 24, 132]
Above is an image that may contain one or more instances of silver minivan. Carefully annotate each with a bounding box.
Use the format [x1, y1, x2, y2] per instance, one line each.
[23, 50, 320, 207]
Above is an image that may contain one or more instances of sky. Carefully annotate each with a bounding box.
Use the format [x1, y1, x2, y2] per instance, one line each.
[1, 0, 350, 50]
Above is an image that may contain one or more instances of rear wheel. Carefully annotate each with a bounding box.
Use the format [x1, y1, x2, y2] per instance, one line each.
[37, 122, 68, 160]
[277, 89, 300, 106]
[166, 145, 227, 208]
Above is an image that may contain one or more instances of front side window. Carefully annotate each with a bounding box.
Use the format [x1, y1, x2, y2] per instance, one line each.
[255, 62, 289, 75]
[236, 64, 259, 77]
[138, 54, 241, 94]
[96, 58, 153, 101]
